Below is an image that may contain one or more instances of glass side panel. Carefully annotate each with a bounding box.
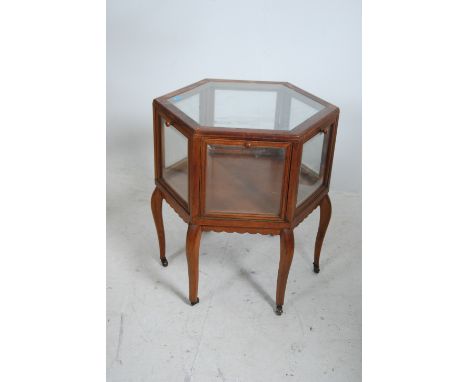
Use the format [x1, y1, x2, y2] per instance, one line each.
[168, 81, 325, 131]
[161, 117, 188, 202]
[297, 131, 329, 206]
[205, 144, 286, 215]
[289, 97, 323, 129]
[171, 93, 199, 122]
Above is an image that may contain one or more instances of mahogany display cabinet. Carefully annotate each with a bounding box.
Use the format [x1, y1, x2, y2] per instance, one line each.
[151, 79, 339, 315]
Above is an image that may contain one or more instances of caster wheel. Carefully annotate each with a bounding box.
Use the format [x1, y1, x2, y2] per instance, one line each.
[161, 257, 168, 267]
[313, 263, 320, 274]
[275, 305, 283, 315]
[190, 297, 200, 306]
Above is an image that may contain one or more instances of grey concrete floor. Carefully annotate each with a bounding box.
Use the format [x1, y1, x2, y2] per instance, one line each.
[107, 129, 361, 381]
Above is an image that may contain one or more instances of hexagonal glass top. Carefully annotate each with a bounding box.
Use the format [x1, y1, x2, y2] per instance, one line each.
[167, 81, 326, 131]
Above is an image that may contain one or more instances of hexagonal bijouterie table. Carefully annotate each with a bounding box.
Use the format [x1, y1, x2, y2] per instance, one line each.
[151, 79, 339, 315]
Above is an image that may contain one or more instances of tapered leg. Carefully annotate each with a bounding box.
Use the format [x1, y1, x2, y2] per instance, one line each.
[151, 188, 167, 267]
[314, 194, 332, 274]
[275, 229, 295, 315]
[186, 224, 202, 305]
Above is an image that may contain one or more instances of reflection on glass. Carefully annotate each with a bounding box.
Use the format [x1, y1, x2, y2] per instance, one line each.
[169, 82, 325, 131]
[297, 131, 329, 206]
[162, 117, 188, 202]
[213, 90, 277, 129]
[205, 144, 285, 215]
[170, 93, 199, 122]
[289, 97, 323, 129]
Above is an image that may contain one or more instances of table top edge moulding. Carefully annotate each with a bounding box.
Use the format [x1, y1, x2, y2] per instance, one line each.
[151, 78, 340, 315]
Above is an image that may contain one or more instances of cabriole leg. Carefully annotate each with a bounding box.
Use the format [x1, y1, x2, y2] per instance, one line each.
[314, 194, 332, 274]
[275, 229, 295, 315]
[186, 224, 202, 306]
[151, 187, 167, 267]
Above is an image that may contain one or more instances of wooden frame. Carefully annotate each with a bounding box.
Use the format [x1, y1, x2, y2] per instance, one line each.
[151, 79, 340, 315]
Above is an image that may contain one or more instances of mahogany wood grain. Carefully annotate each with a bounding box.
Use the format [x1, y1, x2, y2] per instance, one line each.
[189, 135, 202, 218]
[324, 119, 339, 188]
[186, 224, 202, 305]
[202, 226, 281, 235]
[151, 188, 167, 266]
[313, 194, 332, 273]
[275, 229, 295, 315]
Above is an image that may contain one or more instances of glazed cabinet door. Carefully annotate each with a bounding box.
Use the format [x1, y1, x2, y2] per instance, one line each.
[201, 139, 291, 219]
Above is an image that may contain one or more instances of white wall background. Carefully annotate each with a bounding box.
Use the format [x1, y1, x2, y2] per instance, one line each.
[107, 0, 361, 193]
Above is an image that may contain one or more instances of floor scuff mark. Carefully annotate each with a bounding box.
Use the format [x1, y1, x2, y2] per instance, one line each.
[113, 313, 124, 365]
[217, 367, 226, 381]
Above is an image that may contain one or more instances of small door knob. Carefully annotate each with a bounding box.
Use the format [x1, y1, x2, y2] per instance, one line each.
[244, 142, 252, 148]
